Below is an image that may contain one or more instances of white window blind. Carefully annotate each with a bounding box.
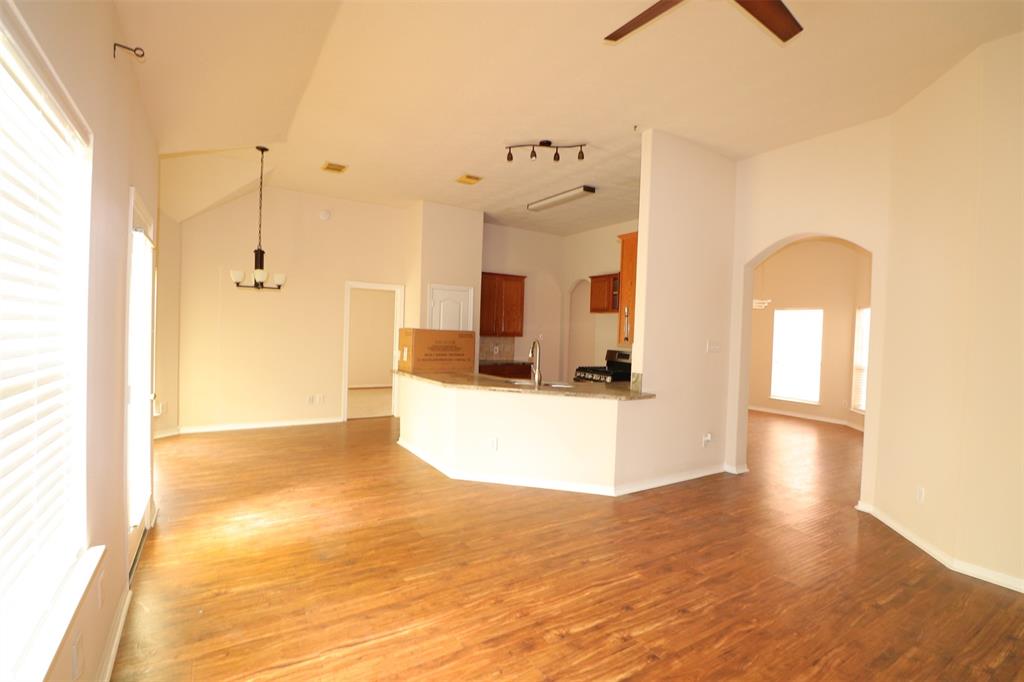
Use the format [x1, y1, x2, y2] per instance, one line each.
[851, 308, 871, 412]
[0, 9, 92, 677]
[770, 309, 824, 404]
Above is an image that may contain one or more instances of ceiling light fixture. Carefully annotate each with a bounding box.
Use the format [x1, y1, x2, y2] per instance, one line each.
[506, 139, 587, 163]
[526, 185, 596, 212]
[229, 146, 286, 291]
[457, 174, 483, 185]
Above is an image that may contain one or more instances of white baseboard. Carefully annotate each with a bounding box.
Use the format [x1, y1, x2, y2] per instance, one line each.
[153, 427, 179, 439]
[178, 417, 344, 434]
[723, 463, 749, 475]
[750, 406, 864, 432]
[855, 501, 1024, 593]
[398, 438, 721, 497]
[614, 465, 725, 496]
[99, 588, 132, 681]
[349, 384, 392, 390]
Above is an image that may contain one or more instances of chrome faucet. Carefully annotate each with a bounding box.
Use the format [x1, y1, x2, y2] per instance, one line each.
[528, 339, 542, 388]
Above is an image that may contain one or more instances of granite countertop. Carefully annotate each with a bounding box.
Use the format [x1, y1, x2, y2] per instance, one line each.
[477, 359, 533, 366]
[395, 370, 655, 401]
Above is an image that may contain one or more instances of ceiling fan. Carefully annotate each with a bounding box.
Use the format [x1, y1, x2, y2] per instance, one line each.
[605, 0, 803, 43]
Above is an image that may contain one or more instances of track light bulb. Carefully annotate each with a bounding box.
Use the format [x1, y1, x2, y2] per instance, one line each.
[530, 146, 537, 160]
[506, 149, 513, 162]
[578, 146, 585, 161]
[553, 149, 560, 162]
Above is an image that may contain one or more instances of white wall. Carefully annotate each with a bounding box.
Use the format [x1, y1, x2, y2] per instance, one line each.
[615, 130, 736, 488]
[154, 212, 181, 437]
[178, 187, 417, 429]
[749, 238, 871, 429]
[481, 222, 563, 378]
[347, 288, 395, 388]
[14, 1, 159, 679]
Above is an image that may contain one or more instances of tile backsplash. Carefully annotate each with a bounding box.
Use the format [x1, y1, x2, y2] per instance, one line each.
[480, 337, 514, 362]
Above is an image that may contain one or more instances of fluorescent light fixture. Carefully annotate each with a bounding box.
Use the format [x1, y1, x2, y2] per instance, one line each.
[526, 185, 596, 212]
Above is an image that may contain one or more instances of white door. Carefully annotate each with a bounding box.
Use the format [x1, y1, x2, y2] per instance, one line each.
[428, 284, 473, 331]
[125, 226, 154, 575]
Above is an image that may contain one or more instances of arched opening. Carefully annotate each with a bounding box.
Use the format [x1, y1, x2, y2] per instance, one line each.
[731, 235, 873, 492]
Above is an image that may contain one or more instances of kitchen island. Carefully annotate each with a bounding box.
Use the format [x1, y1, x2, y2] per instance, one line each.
[395, 370, 654, 495]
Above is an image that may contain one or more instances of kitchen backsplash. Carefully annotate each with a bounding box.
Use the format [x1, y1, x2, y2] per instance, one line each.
[480, 337, 514, 362]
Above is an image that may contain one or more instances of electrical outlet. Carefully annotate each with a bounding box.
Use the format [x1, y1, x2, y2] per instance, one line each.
[705, 340, 721, 353]
[702, 433, 712, 448]
[489, 437, 499, 452]
[916, 486, 926, 504]
[71, 631, 82, 680]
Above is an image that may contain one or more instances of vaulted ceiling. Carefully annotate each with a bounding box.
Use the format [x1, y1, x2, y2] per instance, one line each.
[121, 1, 1023, 233]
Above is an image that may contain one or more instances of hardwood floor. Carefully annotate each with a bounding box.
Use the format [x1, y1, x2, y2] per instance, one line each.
[113, 412, 1024, 680]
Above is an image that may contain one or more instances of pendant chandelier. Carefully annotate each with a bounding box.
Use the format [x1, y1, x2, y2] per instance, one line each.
[229, 145, 286, 290]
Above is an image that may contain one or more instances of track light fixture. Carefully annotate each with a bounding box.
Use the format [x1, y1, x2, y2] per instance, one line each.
[505, 139, 588, 163]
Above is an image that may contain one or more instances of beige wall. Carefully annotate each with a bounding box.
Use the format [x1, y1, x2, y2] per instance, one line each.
[178, 187, 417, 429]
[348, 288, 395, 388]
[560, 219, 634, 378]
[729, 31, 1022, 590]
[749, 238, 871, 429]
[14, 1, 160, 679]
[418, 201, 483, 334]
[154, 212, 181, 436]
[481, 223, 563, 378]
[875, 32, 1022, 584]
[616, 129, 737, 488]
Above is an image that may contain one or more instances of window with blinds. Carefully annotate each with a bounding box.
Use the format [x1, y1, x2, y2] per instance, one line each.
[0, 8, 92, 677]
[851, 308, 871, 413]
[770, 309, 824, 404]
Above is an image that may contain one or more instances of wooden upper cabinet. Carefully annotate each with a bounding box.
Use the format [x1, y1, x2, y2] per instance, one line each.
[617, 232, 638, 346]
[480, 272, 525, 337]
[589, 273, 619, 313]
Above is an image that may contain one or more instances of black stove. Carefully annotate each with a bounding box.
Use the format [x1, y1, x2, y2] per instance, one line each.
[574, 350, 632, 383]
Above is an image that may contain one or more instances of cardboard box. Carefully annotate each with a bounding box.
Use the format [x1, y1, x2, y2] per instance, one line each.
[398, 328, 476, 373]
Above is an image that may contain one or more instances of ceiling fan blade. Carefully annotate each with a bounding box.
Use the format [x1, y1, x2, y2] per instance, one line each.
[605, 0, 685, 42]
[733, 0, 803, 42]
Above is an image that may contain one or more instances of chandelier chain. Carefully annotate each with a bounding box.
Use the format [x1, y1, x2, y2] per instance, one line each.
[257, 148, 264, 249]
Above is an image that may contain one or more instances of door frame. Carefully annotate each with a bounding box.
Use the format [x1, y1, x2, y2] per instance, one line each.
[341, 281, 405, 421]
[427, 283, 474, 330]
[123, 186, 157, 579]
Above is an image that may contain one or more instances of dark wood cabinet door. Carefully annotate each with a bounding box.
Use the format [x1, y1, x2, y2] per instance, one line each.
[618, 233, 638, 345]
[499, 275, 525, 337]
[480, 273, 501, 336]
[590, 274, 619, 313]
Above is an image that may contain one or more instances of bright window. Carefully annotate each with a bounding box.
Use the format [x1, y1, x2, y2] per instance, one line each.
[851, 308, 871, 412]
[0, 9, 92, 677]
[770, 309, 824, 404]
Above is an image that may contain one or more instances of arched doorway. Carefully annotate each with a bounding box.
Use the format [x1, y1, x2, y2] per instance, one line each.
[724, 233, 876, 489]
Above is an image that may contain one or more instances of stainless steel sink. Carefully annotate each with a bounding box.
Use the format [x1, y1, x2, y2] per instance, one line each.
[505, 379, 534, 386]
[544, 383, 575, 389]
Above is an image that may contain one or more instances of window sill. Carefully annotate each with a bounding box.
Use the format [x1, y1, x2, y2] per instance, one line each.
[769, 396, 821, 407]
[15, 545, 105, 681]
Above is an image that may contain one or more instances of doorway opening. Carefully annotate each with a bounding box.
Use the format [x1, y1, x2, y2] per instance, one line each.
[739, 237, 872, 483]
[125, 188, 156, 577]
[342, 282, 404, 420]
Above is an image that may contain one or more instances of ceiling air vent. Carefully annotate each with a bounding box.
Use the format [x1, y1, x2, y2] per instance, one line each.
[322, 161, 347, 173]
